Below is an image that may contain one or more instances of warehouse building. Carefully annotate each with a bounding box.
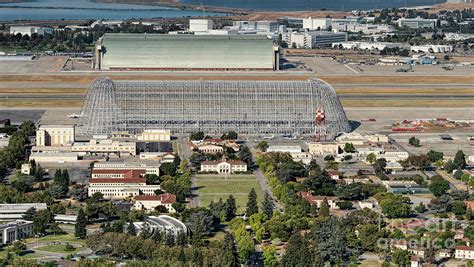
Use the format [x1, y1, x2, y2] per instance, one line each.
[95, 34, 279, 71]
[77, 78, 351, 137]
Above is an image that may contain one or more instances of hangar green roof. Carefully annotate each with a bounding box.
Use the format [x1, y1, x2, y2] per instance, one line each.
[100, 33, 275, 70]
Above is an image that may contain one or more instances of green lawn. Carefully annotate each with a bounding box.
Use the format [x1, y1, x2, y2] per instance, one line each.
[0, 248, 44, 259]
[196, 174, 263, 213]
[35, 244, 81, 254]
[25, 233, 85, 245]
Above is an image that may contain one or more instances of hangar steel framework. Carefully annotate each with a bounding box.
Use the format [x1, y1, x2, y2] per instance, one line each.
[77, 78, 351, 136]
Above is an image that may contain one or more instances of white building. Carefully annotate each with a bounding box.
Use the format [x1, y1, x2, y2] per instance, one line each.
[285, 31, 347, 49]
[358, 201, 375, 210]
[0, 133, 9, 149]
[0, 203, 47, 221]
[303, 18, 332, 30]
[398, 17, 437, 29]
[29, 151, 79, 163]
[456, 246, 474, 259]
[21, 163, 31, 175]
[134, 193, 177, 213]
[381, 151, 409, 163]
[200, 160, 247, 174]
[299, 192, 339, 209]
[233, 21, 279, 32]
[88, 178, 160, 199]
[332, 41, 409, 51]
[411, 45, 453, 53]
[189, 19, 213, 32]
[36, 125, 75, 147]
[10, 26, 53, 36]
[0, 220, 34, 245]
[136, 129, 171, 142]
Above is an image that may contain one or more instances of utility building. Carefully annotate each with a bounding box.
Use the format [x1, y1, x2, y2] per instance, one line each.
[95, 33, 279, 71]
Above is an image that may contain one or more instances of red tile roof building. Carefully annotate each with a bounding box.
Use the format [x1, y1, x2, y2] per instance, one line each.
[134, 193, 177, 213]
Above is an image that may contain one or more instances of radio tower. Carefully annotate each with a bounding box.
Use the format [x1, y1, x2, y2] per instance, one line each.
[314, 107, 328, 142]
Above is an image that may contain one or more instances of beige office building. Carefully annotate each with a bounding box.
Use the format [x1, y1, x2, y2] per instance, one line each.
[137, 129, 171, 142]
[72, 138, 136, 155]
[307, 142, 341, 155]
[36, 125, 75, 147]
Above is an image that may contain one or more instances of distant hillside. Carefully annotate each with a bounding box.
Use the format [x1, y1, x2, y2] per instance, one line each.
[0, 0, 26, 2]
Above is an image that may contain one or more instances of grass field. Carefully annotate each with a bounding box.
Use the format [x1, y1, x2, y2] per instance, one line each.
[196, 174, 263, 213]
[25, 233, 85, 245]
[35, 244, 81, 254]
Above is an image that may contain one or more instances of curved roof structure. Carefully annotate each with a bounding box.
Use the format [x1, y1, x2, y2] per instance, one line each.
[98, 33, 276, 70]
[77, 78, 351, 136]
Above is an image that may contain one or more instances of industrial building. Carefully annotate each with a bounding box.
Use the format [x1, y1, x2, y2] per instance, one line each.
[77, 78, 351, 137]
[9, 26, 53, 36]
[303, 18, 332, 30]
[398, 17, 438, 29]
[95, 34, 279, 71]
[0, 203, 47, 221]
[284, 31, 347, 49]
[189, 19, 213, 32]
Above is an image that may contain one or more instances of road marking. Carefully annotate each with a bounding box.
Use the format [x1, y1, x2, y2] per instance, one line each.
[344, 64, 359, 74]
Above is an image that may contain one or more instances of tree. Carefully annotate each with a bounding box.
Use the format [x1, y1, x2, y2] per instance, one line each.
[319, 198, 330, 217]
[12, 241, 27, 256]
[336, 200, 353, 210]
[160, 162, 177, 177]
[366, 153, 377, 164]
[303, 171, 336, 196]
[429, 176, 450, 197]
[452, 200, 466, 216]
[357, 224, 386, 251]
[144, 174, 161, 185]
[246, 188, 259, 216]
[221, 232, 238, 266]
[427, 150, 444, 162]
[378, 194, 412, 218]
[408, 136, 420, 147]
[392, 249, 410, 266]
[33, 209, 52, 235]
[127, 221, 137, 236]
[238, 146, 254, 167]
[190, 131, 205, 141]
[19, 120, 36, 136]
[444, 160, 456, 173]
[343, 143, 356, 153]
[262, 191, 275, 219]
[256, 141, 269, 152]
[453, 150, 467, 170]
[281, 234, 314, 266]
[415, 202, 427, 213]
[221, 131, 238, 140]
[225, 195, 237, 221]
[311, 216, 348, 263]
[75, 208, 87, 239]
[23, 207, 37, 221]
[263, 245, 278, 266]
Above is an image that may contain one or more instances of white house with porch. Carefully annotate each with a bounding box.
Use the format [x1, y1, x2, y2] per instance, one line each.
[200, 160, 247, 174]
